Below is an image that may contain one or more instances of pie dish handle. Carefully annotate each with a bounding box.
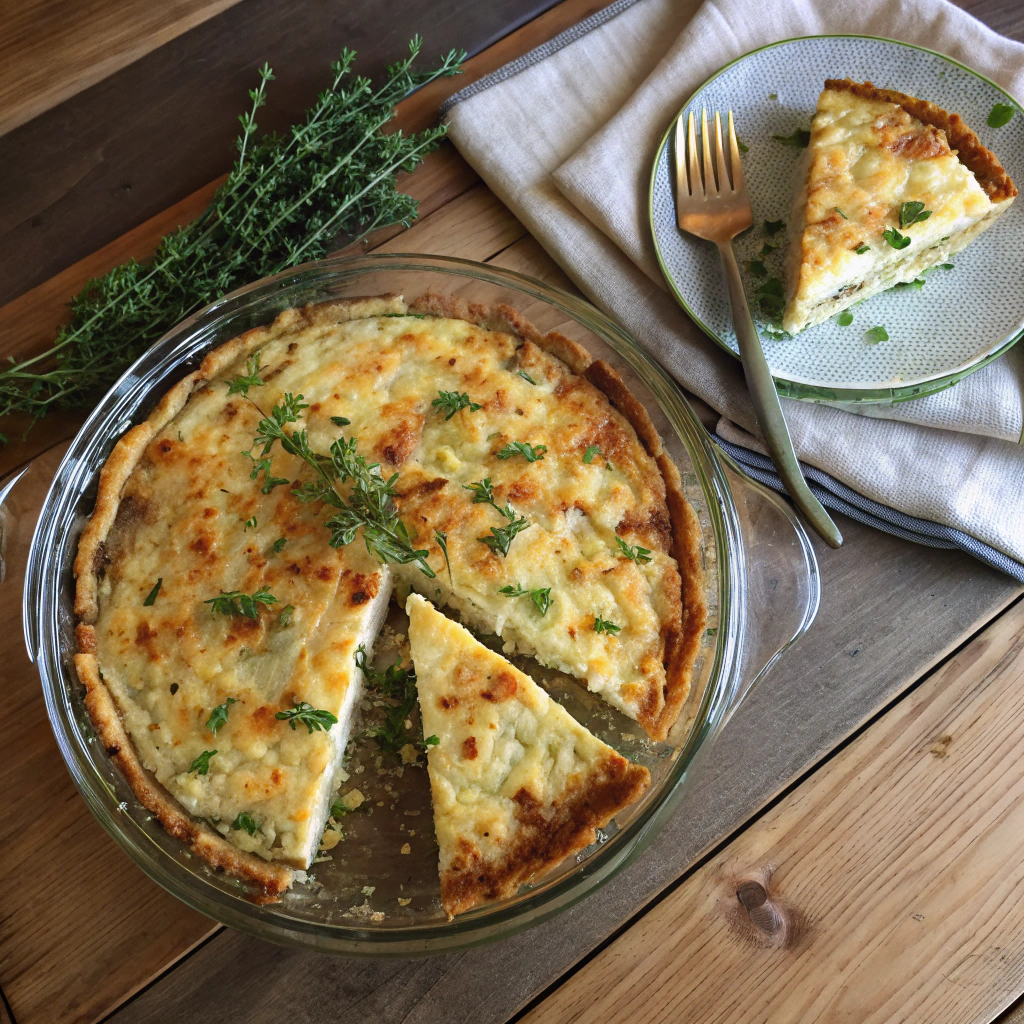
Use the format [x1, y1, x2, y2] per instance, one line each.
[717, 448, 821, 726]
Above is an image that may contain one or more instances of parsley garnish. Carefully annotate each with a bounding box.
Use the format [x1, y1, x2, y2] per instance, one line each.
[497, 440, 547, 462]
[855, 244, 871, 254]
[189, 750, 217, 775]
[330, 415, 351, 427]
[498, 583, 552, 616]
[275, 701, 338, 734]
[745, 259, 768, 277]
[225, 353, 264, 397]
[615, 535, 653, 564]
[432, 390, 482, 420]
[278, 604, 294, 627]
[883, 227, 911, 250]
[834, 207, 848, 219]
[583, 445, 601, 464]
[231, 811, 260, 836]
[252, 397, 434, 578]
[593, 615, 621, 636]
[836, 310, 854, 327]
[435, 530, 452, 584]
[988, 102, 1015, 128]
[763, 219, 785, 235]
[518, 371, 538, 385]
[772, 127, 810, 147]
[271, 537, 287, 553]
[243, 515, 257, 531]
[865, 326, 889, 344]
[899, 201, 932, 228]
[205, 586, 278, 618]
[143, 579, 162, 606]
[206, 698, 238, 736]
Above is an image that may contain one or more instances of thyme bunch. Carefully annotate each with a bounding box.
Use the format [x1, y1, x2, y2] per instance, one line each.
[0, 38, 463, 437]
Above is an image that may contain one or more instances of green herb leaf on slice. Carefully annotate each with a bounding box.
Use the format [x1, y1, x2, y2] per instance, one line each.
[498, 583, 552, 616]
[836, 310, 854, 327]
[206, 698, 238, 736]
[865, 326, 889, 344]
[143, 579, 163, 606]
[593, 615, 621, 636]
[231, 811, 260, 836]
[435, 530, 452, 584]
[464, 478, 496, 505]
[424, 735, 440, 746]
[480, 515, 532, 558]
[583, 445, 601, 464]
[205, 586, 278, 618]
[834, 207, 848, 219]
[615, 535, 653, 564]
[893, 277, 926, 290]
[432, 390, 482, 421]
[278, 604, 294, 628]
[189, 750, 217, 775]
[226, 353, 265, 397]
[883, 227, 911, 250]
[763, 219, 786, 235]
[518, 371, 538, 385]
[330, 415, 351, 427]
[496, 441, 547, 462]
[855, 244, 871, 254]
[275, 701, 339, 734]
[271, 537, 287, 553]
[988, 102, 1015, 128]
[243, 515, 257, 531]
[772, 127, 810, 147]
[898, 201, 932, 228]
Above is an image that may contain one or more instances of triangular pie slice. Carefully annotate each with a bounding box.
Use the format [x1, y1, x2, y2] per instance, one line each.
[406, 593, 650, 919]
[782, 78, 1017, 334]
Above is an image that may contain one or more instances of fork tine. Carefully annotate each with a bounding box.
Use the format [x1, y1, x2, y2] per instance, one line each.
[713, 112, 728, 191]
[674, 114, 688, 209]
[687, 111, 700, 197]
[727, 110, 745, 195]
[701, 108, 718, 196]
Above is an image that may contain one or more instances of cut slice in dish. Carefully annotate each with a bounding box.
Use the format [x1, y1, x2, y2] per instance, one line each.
[406, 593, 650, 919]
[782, 78, 1017, 334]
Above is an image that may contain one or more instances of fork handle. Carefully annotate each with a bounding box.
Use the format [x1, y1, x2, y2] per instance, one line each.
[716, 242, 843, 549]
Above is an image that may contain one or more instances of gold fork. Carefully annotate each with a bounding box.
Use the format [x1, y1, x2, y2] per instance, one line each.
[675, 109, 842, 548]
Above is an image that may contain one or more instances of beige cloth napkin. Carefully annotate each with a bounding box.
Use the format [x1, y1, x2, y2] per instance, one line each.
[442, 0, 1024, 573]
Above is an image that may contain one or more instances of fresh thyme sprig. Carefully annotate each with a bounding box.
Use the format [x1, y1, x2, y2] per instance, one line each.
[226, 353, 265, 397]
[432, 390, 482, 420]
[497, 440, 547, 462]
[498, 583, 552, 616]
[0, 39, 464, 438]
[252, 396, 434, 577]
[463, 478, 532, 557]
[615, 535, 653, 564]
[205, 586, 278, 618]
[275, 701, 339, 734]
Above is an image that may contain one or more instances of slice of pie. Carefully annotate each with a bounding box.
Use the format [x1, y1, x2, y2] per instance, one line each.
[406, 593, 650, 919]
[782, 78, 1017, 334]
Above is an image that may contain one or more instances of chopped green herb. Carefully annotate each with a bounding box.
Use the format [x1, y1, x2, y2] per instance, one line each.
[893, 277, 926, 290]
[189, 750, 217, 775]
[435, 530, 452, 583]
[206, 698, 238, 736]
[231, 811, 260, 836]
[243, 515, 257, 531]
[464, 478, 496, 505]
[330, 415, 351, 426]
[938, 262, 954, 270]
[836, 310, 854, 327]
[883, 227, 911, 250]
[706, 627, 718, 636]
[205, 586, 278, 618]
[271, 537, 287, 553]
[759, 243, 776, 256]
[277, 604, 294, 627]
[225, 353, 264, 397]
[763, 219, 785, 235]
[761, 325, 790, 341]
[768, 92, 778, 100]
[865, 326, 889, 344]
[356, 646, 421, 754]
[593, 615, 621, 636]
[899, 201, 932, 228]
[834, 207, 848, 219]
[498, 583, 553, 616]
[736, 136, 749, 153]
[583, 445, 601, 464]
[754, 276, 785, 315]
[424, 734, 440, 746]
[432, 390, 482, 421]
[855, 244, 871, 254]
[745, 259, 768, 277]
[772, 127, 810, 147]
[480, 514, 532, 557]
[497, 440, 547, 462]
[143, 579, 162, 606]
[988, 102, 1015, 128]
[518, 371, 538, 385]
[615, 535, 653, 564]
[275, 701, 339, 734]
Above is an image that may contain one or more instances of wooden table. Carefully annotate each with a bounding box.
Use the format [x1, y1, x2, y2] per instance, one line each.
[2, 1, 1023, 1022]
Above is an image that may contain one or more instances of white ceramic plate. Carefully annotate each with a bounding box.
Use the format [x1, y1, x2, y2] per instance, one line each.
[649, 35, 1024, 404]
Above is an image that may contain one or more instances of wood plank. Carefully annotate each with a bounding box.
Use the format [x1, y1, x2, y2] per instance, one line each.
[0, 0, 566, 307]
[104, 246, 1022, 1024]
[522, 595, 1024, 1024]
[1, 0, 243, 137]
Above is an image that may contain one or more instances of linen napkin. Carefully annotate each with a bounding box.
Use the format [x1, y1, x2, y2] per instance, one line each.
[440, 0, 1024, 580]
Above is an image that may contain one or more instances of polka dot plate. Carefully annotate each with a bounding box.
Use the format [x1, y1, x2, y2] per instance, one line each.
[649, 35, 1024, 404]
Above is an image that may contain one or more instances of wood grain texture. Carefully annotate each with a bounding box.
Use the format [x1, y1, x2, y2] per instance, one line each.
[0, 0, 242, 137]
[521, 596, 1024, 1024]
[0, 0, 561, 308]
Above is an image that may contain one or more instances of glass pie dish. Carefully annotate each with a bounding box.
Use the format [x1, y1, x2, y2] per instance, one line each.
[16, 253, 819, 955]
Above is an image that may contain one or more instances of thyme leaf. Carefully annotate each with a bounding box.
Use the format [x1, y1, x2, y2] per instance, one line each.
[615, 535, 653, 564]
[206, 698, 238, 736]
[225, 353, 264, 397]
[498, 583, 552, 616]
[593, 615, 621, 636]
[432, 390, 482, 420]
[205, 586, 278, 618]
[189, 750, 217, 775]
[275, 701, 339, 733]
[497, 440, 546, 462]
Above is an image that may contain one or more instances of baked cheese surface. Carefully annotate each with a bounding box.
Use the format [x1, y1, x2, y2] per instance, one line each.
[406, 594, 649, 918]
[783, 80, 1015, 333]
